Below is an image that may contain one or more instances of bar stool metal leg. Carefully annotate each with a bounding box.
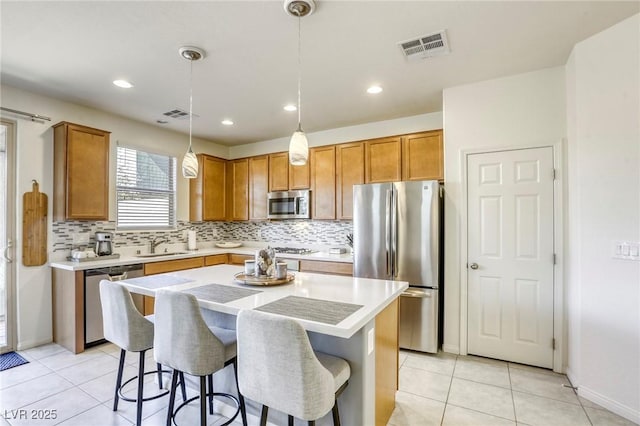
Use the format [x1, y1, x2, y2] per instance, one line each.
[179, 372, 187, 402]
[207, 374, 214, 415]
[288, 415, 294, 425]
[232, 359, 248, 426]
[113, 349, 126, 411]
[332, 401, 341, 426]
[199, 376, 207, 426]
[166, 370, 179, 426]
[136, 351, 146, 426]
[260, 405, 269, 426]
[157, 362, 164, 389]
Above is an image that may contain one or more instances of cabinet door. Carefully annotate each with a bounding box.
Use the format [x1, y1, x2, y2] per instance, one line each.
[143, 257, 205, 315]
[364, 136, 402, 183]
[310, 146, 336, 219]
[190, 154, 226, 221]
[249, 155, 269, 220]
[227, 159, 248, 221]
[289, 161, 310, 189]
[54, 122, 110, 220]
[269, 152, 289, 191]
[402, 130, 444, 181]
[336, 142, 364, 220]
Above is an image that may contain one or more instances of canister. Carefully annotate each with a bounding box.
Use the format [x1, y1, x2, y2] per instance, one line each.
[244, 260, 255, 275]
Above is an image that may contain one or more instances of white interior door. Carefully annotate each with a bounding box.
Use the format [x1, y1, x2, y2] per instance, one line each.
[467, 147, 554, 368]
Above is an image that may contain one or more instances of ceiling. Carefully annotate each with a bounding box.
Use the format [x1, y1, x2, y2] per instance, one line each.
[1, 1, 638, 146]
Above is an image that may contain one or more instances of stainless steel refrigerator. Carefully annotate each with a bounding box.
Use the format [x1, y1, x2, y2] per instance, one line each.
[353, 180, 441, 353]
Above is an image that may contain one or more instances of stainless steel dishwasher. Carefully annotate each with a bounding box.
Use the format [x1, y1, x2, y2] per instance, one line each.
[84, 264, 144, 348]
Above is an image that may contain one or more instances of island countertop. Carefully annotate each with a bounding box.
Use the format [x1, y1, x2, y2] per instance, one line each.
[118, 264, 407, 339]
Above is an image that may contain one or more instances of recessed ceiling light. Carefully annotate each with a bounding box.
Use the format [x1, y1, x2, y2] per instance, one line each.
[113, 79, 133, 89]
[367, 85, 383, 94]
[221, 119, 234, 126]
[283, 104, 297, 112]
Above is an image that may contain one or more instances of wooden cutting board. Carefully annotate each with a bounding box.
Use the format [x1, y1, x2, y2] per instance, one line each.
[23, 180, 48, 266]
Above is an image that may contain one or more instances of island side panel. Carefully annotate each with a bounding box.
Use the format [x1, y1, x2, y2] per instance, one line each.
[52, 268, 85, 353]
[375, 297, 399, 426]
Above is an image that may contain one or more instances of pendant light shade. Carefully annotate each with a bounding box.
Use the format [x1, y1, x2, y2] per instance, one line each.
[285, 0, 314, 166]
[179, 46, 205, 179]
[289, 125, 309, 165]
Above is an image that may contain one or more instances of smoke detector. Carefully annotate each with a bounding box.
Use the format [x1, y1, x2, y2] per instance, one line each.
[398, 30, 450, 61]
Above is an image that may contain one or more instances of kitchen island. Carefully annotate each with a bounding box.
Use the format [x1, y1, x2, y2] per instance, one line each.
[118, 264, 407, 426]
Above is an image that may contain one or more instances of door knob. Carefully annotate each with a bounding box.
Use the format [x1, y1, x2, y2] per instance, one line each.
[469, 263, 479, 270]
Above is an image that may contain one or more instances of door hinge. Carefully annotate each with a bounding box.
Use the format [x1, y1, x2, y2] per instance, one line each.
[552, 338, 556, 350]
[553, 169, 557, 180]
[553, 253, 557, 265]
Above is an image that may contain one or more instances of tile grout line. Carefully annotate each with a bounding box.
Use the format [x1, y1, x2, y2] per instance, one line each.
[507, 362, 518, 424]
[567, 375, 595, 426]
[438, 354, 458, 426]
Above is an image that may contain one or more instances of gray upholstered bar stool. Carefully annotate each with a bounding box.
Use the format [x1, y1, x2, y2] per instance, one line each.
[99, 280, 186, 426]
[153, 289, 247, 426]
[236, 309, 351, 426]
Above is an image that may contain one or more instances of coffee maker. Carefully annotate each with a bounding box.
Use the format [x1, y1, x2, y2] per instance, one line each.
[95, 232, 113, 256]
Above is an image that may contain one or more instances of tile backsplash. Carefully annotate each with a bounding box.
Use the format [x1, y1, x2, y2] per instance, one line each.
[52, 220, 353, 252]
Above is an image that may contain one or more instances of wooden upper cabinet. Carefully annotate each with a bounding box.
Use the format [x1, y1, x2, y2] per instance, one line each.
[289, 161, 310, 190]
[310, 146, 336, 219]
[268, 152, 289, 192]
[336, 142, 364, 220]
[364, 136, 402, 183]
[269, 151, 310, 190]
[249, 155, 269, 220]
[227, 158, 249, 221]
[402, 130, 444, 181]
[190, 154, 226, 221]
[53, 121, 110, 221]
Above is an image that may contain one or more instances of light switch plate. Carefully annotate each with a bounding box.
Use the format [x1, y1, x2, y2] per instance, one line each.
[613, 241, 640, 261]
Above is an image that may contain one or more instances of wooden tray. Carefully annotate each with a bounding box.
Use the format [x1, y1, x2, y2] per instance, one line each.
[234, 272, 295, 286]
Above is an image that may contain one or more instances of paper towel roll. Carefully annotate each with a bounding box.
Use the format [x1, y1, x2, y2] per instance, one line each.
[187, 230, 197, 250]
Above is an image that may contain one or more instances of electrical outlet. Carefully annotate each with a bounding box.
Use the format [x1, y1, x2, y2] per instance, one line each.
[367, 328, 375, 355]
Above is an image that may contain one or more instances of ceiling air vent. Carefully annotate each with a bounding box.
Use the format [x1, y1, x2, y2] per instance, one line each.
[162, 108, 199, 120]
[398, 30, 450, 61]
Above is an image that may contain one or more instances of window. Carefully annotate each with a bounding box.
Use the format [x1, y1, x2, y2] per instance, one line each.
[116, 146, 176, 229]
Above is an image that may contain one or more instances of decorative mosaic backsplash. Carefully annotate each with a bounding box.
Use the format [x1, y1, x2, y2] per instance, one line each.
[52, 220, 353, 252]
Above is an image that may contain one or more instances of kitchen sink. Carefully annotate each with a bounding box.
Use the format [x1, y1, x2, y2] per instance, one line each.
[134, 251, 189, 258]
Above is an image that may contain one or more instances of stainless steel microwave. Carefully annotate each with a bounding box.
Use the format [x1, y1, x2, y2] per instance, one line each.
[267, 190, 310, 219]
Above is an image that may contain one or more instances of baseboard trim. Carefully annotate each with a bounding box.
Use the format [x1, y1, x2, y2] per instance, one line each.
[442, 344, 460, 354]
[579, 385, 640, 425]
[16, 338, 53, 351]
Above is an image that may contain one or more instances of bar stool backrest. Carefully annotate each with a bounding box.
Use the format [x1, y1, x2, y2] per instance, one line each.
[236, 309, 335, 421]
[153, 289, 225, 376]
[99, 280, 153, 352]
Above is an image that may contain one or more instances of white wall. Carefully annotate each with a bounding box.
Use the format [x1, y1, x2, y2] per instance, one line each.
[565, 14, 639, 422]
[0, 84, 228, 349]
[441, 67, 566, 354]
[229, 112, 443, 158]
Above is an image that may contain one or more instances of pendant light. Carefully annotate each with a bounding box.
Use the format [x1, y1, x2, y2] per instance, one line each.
[179, 46, 205, 178]
[285, 0, 315, 166]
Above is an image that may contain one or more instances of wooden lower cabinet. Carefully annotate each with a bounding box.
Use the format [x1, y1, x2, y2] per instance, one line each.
[52, 269, 85, 354]
[227, 253, 253, 265]
[298, 260, 353, 276]
[375, 298, 399, 426]
[143, 257, 205, 314]
[205, 254, 228, 266]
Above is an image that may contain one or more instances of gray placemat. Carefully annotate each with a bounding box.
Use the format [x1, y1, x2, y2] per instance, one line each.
[125, 275, 193, 289]
[185, 283, 262, 304]
[256, 296, 363, 325]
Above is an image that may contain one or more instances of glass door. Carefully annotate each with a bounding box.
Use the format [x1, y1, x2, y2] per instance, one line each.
[0, 119, 16, 353]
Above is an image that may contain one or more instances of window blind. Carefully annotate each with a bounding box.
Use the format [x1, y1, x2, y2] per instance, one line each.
[116, 146, 176, 229]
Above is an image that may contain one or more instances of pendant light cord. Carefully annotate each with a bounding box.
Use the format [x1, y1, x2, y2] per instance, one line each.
[189, 57, 194, 152]
[296, 12, 302, 130]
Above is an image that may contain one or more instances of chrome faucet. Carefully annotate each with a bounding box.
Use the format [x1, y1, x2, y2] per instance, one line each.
[150, 236, 168, 254]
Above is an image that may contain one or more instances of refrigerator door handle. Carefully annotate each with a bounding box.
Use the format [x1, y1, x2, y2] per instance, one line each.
[385, 188, 392, 277]
[391, 186, 398, 277]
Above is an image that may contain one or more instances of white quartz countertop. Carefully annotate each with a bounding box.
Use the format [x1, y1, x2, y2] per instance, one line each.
[118, 264, 406, 339]
[49, 245, 353, 271]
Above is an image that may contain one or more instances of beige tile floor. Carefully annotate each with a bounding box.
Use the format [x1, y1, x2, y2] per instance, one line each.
[0, 343, 635, 426]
